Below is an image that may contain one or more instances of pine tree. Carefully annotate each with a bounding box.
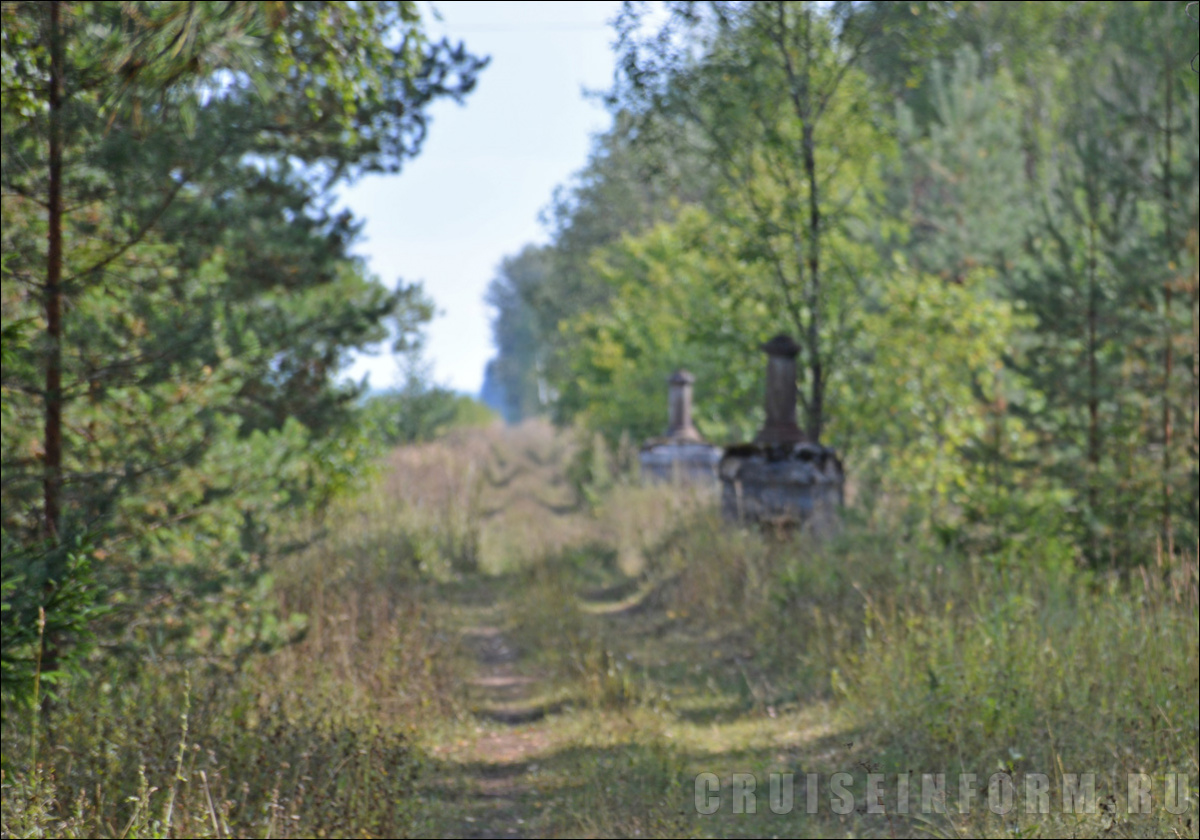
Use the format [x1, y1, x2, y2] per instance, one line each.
[0, 1, 486, 700]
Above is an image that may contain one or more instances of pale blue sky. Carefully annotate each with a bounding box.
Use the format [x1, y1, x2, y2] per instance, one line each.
[340, 0, 626, 394]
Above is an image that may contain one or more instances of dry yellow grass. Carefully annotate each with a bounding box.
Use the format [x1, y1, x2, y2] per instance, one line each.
[4, 421, 1196, 839]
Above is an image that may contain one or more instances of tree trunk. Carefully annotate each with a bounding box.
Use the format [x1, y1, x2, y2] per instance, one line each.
[1158, 49, 1174, 560]
[803, 112, 823, 443]
[1191, 229, 1198, 529]
[44, 0, 64, 542]
[1086, 219, 1100, 563]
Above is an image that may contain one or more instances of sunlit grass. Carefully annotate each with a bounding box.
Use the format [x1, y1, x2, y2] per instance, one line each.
[3, 423, 1195, 838]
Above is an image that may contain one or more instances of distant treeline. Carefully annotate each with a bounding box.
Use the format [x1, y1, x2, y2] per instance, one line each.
[482, 1, 1199, 564]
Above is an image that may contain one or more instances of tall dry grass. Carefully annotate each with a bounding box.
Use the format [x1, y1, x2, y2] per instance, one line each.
[5, 421, 1194, 838]
[1, 432, 481, 838]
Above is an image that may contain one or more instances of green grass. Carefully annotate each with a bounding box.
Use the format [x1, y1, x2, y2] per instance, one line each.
[3, 422, 1196, 838]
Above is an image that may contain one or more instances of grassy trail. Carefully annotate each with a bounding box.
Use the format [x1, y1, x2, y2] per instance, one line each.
[4, 420, 1193, 838]
[426, 592, 552, 839]
[409, 422, 858, 838]
[397, 420, 1197, 838]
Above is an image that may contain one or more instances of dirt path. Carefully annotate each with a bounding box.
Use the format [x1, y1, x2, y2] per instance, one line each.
[412, 421, 844, 838]
[425, 594, 567, 839]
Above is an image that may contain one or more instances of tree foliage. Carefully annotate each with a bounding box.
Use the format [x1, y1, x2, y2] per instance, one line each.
[0, 0, 485, 709]
[484, 0, 1198, 563]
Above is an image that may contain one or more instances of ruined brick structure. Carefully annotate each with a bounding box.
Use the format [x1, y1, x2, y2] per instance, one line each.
[638, 369, 722, 484]
[718, 336, 844, 525]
